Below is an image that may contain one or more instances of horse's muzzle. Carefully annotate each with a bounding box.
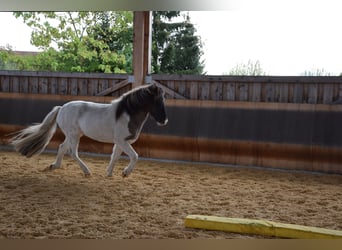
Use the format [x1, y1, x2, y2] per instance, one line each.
[157, 119, 168, 126]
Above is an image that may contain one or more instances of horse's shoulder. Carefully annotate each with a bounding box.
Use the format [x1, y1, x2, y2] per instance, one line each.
[115, 96, 126, 120]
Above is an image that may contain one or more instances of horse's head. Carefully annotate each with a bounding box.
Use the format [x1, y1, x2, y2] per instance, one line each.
[146, 84, 168, 126]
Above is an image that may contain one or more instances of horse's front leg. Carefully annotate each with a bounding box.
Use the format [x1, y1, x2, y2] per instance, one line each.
[106, 144, 123, 177]
[115, 140, 138, 178]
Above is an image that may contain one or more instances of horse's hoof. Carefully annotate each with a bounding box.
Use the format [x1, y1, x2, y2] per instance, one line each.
[122, 171, 129, 178]
[106, 173, 113, 178]
[42, 165, 54, 172]
[84, 173, 91, 178]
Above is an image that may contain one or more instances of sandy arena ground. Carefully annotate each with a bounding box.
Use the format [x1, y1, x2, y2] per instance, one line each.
[0, 150, 341, 239]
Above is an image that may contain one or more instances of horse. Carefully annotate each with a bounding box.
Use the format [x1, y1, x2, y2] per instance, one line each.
[10, 83, 168, 177]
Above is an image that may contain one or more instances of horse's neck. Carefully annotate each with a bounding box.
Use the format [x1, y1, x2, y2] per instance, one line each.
[125, 108, 149, 141]
[127, 92, 150, 114]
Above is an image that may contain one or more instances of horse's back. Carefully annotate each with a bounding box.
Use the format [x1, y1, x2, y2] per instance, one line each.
[56, 100, 117, 142]
[58, 100, 114, 118]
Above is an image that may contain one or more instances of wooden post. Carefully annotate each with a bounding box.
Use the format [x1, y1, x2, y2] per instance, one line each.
[133, 11, 151, 88]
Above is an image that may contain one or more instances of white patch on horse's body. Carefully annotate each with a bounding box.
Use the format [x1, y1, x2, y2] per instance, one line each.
[10, 84, 168, 178]
[57, 101, 116, 143]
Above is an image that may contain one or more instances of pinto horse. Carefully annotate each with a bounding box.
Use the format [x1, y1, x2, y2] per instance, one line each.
[10, 83, 168, 177]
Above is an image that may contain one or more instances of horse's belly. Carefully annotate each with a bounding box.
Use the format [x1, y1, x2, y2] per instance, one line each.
[84, 132, 114, 143]
[79, 124, 114, 143]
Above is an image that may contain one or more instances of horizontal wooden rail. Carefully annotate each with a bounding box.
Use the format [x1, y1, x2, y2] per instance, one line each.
[153, 74, 342, 84]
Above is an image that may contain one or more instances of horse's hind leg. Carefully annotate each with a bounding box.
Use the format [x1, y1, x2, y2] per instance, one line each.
[47, 139, 69, 171]
[68, 136, 91, 177]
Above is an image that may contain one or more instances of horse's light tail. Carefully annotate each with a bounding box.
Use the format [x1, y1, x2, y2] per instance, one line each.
[10, 106, 61, 158]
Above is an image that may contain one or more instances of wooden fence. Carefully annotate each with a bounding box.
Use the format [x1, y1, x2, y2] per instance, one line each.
[0, 71, 131, 98]
[153, 74, 342, 104]
[1, 71, 342, 104]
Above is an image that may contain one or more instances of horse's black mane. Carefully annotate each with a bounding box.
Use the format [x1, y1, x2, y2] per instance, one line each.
[115, 85, 153, 120]
[115, 85, 158, 140]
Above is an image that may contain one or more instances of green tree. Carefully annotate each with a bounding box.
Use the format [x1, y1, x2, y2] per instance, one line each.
[226, 60, 266, 76]
[13, 11, 133, 73]
[152, 11, 204, 74]
[0, 45, 16, 70]
[0, 45, 38, 70]
[90, 12, 133, 73]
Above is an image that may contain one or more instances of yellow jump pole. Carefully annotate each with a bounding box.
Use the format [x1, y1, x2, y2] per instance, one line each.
[185, 215, 342, 239]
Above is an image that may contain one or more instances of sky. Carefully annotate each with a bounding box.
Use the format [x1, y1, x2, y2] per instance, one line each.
[0, 2, 342, 76]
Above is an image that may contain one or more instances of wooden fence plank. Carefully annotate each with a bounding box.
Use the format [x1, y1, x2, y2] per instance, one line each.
[274, 83, 280, 102]
[265, 83, 275, 102]
[332, 84, 340, 103]
[210, 82, 223, 100]
[178, 81, 187, 99]
[19, 76, 29, 93]
[58, 78, 68, 95]
[251, 83, 261, 102]
[308, 83, 318, 104]
[200, 82, 210, 100]
[38, 77, 48, 94]
[1, 76, 9, 92]
[293, 83, 303, 103]
[49, 77, 57, 95]
[87, 79, 98, 96]
[238, 83, 248, 101]
[11, 76, 20, 93]
[226, 82, 235, 101]
[99, 79, 109, 94]
[323, 84, 333, 104]
[70, 78, 78, 96]
[29, 77, 38, 94]
[78, 78, 88, 96]
[166, 80, 175, 99]
[190, 81, 198, 100]
[317, 84, 324, 104]
[279, 84, 288, 103]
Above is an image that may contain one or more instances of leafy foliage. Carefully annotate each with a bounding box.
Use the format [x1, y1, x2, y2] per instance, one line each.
[9, 11, 203, 74]
[0, 45, 37, 70]
[13, 11, 133, 73]
[300, 68, 332, 76]
[226, 60, 266, 76]
[152, 12, 204, 74]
